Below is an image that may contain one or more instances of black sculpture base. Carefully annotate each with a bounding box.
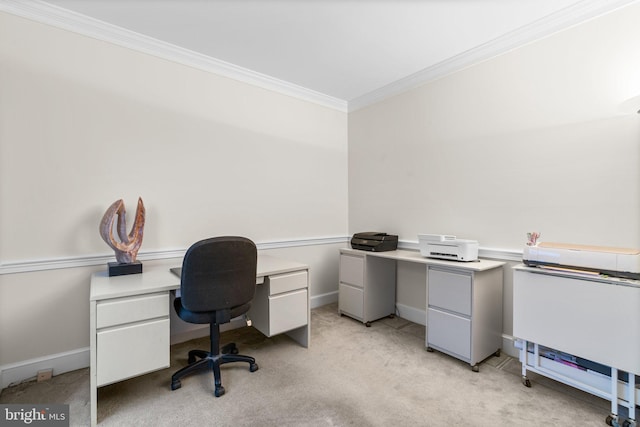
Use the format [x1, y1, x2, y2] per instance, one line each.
[108, 261, 143, 277]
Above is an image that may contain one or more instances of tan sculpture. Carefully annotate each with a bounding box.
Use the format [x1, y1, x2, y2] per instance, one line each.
[99, 197, 145, 264]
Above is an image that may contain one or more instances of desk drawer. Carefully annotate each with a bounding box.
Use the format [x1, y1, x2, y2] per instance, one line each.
[268, 271, 308, 295]
[339, 282, 364, 319]
[340, 254, 364, 288]
[428, 268, 471, 316]
[97, 293, 169, 329]
[96, 318, 170, 386]
[428, 307, 471, 360]
[268, 289, 308, 335]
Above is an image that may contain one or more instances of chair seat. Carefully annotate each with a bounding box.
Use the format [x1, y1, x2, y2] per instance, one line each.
[174, 298, 251, 324]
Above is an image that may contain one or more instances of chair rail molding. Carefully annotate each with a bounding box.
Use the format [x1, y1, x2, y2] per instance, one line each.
[0, 236, 350, 275]
[0, 236, 523, 275]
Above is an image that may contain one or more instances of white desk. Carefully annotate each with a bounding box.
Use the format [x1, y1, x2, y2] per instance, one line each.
[339, 248, 504, 371]
[89, 254, 310, 426]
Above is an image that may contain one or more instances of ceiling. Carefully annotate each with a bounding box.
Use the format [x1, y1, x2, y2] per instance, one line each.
[21, 1, 639, 109]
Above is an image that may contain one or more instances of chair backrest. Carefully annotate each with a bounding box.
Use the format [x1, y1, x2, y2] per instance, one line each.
[180, 236, 257, 313]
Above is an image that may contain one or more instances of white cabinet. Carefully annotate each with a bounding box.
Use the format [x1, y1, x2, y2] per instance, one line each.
[338, 252, 396, 326]
[426, 265, 503, 371]
[513, 266, 640, 425]
[249, 270, 309, 338]
[338, 253, 365, 321]
[94, 292, 170, 387]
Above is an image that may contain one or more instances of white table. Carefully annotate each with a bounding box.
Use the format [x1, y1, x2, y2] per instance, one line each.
[89, 254, 310, 425]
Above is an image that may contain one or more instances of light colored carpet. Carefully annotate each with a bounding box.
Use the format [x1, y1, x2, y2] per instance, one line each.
[1, 303, 615, 426]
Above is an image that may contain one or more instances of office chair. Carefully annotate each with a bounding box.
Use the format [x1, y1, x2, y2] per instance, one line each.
[170, 236, 259, 397]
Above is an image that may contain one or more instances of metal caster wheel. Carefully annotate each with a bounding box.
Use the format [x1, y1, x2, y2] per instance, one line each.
[471, 365, 479, 373]
[426, 347, 434, 352]
[250, 362, 259, 372]
[522, 377, 531, 388]
[170, 380, 181, 391]
[365, 322, 371, 327]
[622, 419, 635, 427]
[388, 314, 395, 319]
[606, 414, 620, 427]
[494, 349, 501, 357]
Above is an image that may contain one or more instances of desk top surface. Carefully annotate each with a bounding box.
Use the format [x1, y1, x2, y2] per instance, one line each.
[340, 248, 504, 271]
[90, 254, 308, 301]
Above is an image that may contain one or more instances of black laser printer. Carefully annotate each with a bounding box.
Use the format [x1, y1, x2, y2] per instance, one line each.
[351, 232, 398, 252]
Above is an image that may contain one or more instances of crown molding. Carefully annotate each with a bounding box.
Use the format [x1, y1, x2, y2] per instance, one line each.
[0, 0, 348, 112]
[3, 0, 635, 114]
[348, 0, 639, 112]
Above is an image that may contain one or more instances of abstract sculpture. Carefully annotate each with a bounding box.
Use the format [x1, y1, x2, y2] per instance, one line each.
[99, 197, 145, 275]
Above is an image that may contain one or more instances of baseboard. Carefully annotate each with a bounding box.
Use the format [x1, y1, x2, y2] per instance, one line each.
[395, 303, 426, 326]
[501, 334, 519, 358]
[310, 290, 338, 309]
[0, 347, 89, 390]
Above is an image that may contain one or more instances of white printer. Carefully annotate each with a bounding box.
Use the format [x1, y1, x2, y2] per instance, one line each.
[418, 234, 479, 262]
[523, 241, 640, 280]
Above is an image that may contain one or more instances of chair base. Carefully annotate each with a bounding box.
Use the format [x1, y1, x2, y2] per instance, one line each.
[171, 342, 258, 397]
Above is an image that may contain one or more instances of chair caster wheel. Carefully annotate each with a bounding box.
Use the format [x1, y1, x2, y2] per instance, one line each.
[171, 380, 181, 391]
[215, 386, 225, 397]
[222, 343, 238, 355]
[250, 362, 259, 372]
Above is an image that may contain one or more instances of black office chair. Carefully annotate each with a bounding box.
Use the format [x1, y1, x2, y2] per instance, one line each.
[170, 236, 259, 397]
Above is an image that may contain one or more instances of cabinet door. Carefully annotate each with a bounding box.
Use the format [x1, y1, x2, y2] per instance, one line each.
[97, 318, 169, 387]
[339, 282, 364, 319]
[340, 254, 364, 287]
[428, 268, 472, 316]
[428, 307, 471, 360]
[268, 289, 308, 335]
